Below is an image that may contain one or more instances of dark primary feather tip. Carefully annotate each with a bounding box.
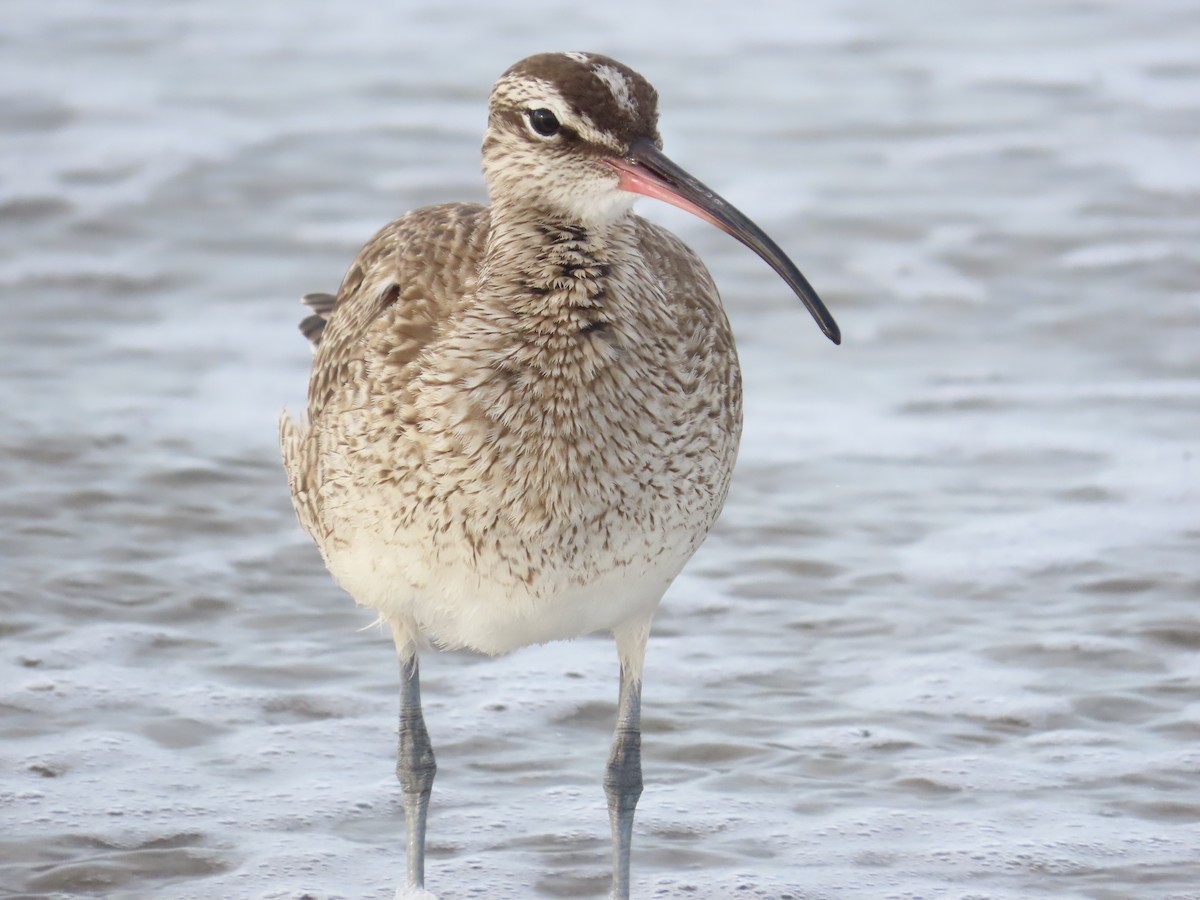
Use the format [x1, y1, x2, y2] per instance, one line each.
[302, 292, 337, 315]
[299, 314, 327, 348]
[299, 292, 336, 348]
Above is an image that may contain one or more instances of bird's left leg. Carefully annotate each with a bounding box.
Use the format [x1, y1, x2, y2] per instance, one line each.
[606, 616, 652, 900]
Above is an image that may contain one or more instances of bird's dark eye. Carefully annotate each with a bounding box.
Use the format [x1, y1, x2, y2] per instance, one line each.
[527, 108, 561, 137]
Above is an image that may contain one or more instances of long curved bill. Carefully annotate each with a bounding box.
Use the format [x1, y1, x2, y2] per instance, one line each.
[607, 137, 841, 345]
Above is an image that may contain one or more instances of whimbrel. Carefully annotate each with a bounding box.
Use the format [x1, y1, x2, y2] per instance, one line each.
[280, 52, 839, 898]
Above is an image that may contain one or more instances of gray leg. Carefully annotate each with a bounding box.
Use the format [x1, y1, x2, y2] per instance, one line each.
[398, 652, 436, 888]
[605, 664, 643, 900]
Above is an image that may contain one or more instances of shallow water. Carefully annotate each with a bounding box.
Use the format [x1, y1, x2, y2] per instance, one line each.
[2, 1, 1198, 898]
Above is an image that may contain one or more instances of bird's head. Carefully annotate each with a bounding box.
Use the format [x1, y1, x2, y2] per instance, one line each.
[483, 51, 661, 227]
[483, 52, 841, 344]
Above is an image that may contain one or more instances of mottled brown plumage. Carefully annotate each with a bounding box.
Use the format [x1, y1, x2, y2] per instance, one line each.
[279, 51, 835, 898]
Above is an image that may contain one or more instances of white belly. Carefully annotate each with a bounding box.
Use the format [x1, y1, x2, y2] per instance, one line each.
[323, 513, 699, 655]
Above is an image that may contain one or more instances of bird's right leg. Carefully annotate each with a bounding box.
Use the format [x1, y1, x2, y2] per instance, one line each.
[391, 620, 436, 889]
